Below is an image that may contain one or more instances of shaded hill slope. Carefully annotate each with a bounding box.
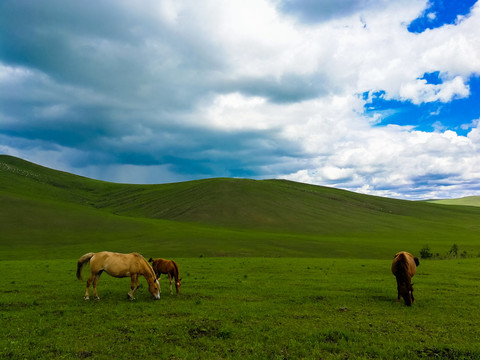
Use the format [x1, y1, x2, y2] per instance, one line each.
[89, 176, 480, 236]
[2, 155, 478, 232]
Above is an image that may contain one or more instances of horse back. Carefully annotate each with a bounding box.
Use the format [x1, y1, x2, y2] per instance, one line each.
[151, 258, 177, 277]
[91, 251, 149, 277]
[392, 251, 417, 278]
[151, 258, 167, 272]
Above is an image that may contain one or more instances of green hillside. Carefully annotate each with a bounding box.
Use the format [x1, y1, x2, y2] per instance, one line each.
[1, 155, 479, 259]
[427, 196, 480, 207]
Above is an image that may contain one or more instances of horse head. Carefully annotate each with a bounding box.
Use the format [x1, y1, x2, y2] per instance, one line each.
[148, 278, 160, 300]
[175, 278, 182, 294]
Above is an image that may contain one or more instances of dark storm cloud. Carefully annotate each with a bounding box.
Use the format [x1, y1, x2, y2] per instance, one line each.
[0, 0, 223, 109]
[222, 74, 329, 104]
[0, 0, 319, 181]
[278, 0, 392, 23]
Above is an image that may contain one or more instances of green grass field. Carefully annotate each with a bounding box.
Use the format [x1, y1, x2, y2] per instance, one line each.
[1, 155, 480, 359]
[1, 258, 479, 359]
[427, 196, 480, 207]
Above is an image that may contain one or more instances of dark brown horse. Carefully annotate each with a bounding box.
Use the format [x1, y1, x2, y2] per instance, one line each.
[77, 251, 160, 300]
[148, 257, 182, 294]
[391, 251, 419, 306]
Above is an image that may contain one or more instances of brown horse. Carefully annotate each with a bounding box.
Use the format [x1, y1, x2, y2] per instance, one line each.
[148, 257, 182, 295]
[77, 251, 160, 300]
[391, 251, 420, 306]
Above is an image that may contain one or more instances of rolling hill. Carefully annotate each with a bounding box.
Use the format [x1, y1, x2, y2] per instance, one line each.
[427, 196, 480, 207]
[1, 155, 479, 259]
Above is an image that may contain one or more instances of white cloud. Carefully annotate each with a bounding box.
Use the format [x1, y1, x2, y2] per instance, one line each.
[461, 119, 480, 130]
[184, 0, 480, 199]
[193, 81, 480, 198]
[399, 76, 470, 104]
[200, 93, 270, 131]
[282, 121, 480, 199]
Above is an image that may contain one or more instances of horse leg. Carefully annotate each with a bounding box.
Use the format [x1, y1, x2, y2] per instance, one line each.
[92, 273, 101, 300]
[168, 273, 174, 295]
[128, 275, 138, 300]
[84, 273, 95, 300]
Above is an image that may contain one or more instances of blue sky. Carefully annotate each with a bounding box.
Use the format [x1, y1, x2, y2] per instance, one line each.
[366, 0, 480, 137]
[1, 0, 480, 200]
[365, 75, 480, 135]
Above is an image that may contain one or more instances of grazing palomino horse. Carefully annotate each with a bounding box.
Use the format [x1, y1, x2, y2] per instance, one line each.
[148, 257, 182, 295]
[391, 251, 420, 306]
[77, 251, 160, 300]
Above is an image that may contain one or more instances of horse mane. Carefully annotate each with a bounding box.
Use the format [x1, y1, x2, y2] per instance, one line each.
[171, 260, 180, 280]
[134, 253, 156, 280]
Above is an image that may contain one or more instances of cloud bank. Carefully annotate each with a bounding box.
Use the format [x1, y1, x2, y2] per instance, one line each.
[1, 0, 480, 199]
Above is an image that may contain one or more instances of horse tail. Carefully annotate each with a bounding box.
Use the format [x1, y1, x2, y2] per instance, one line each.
[76, 252, 95, 280]
[394, 253, 409, 283]
[172, 260, 180, 280]
[414, 257, 420, 267]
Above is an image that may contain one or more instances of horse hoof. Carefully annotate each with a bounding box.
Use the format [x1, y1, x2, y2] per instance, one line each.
[84, 297, 90, 300]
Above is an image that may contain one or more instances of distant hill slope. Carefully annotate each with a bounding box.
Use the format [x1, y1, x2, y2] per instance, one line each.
[2, 155, 480, 259]
[0, 154, 467, 232]
[426, 196, 480, 207]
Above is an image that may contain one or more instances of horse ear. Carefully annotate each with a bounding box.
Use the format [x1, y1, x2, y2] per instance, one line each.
[148, 257, 153, 262]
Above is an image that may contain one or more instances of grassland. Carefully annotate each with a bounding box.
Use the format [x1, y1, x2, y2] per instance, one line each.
[1, 257, 480, 359]
[1, 155, 480, 359]
[427, 196, 480, 207]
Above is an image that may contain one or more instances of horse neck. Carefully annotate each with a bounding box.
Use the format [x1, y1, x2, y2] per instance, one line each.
[139, 259, 156, 283]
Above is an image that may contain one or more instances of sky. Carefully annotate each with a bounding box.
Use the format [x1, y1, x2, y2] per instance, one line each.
[1, 0, 480, 200]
